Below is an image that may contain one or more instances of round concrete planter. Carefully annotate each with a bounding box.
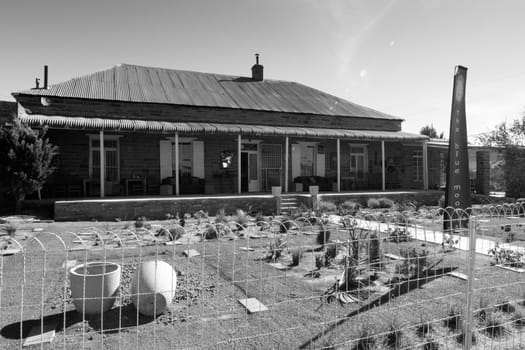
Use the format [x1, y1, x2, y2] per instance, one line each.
[131, 260, 177, 316]
[69, 262, 121, 315]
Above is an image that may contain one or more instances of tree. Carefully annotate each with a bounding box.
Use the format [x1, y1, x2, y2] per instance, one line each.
[478, 114, 525, 198]
[419, 124, 444, 139]
[0, 117, 59, 213]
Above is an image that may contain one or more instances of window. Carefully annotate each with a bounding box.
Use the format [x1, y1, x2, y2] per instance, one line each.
[349, 145, 367, 180]
[413, 150, 423, 181]
[89, 135, 121, 181]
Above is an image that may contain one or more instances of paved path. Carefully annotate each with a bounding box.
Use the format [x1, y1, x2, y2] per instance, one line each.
[351, 218, 525, 256]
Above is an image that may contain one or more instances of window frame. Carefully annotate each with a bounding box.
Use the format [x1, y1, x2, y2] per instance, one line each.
[87, 134, 122, 181]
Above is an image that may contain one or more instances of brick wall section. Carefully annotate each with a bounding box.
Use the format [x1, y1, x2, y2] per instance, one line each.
[17, 95, 403, 131]
[55, 196, 278, 221]
[47, 129, 90, 178]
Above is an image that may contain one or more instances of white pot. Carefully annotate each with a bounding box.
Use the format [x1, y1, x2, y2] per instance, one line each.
[69, 262, 121, 315]
[131, 260, 177, 316]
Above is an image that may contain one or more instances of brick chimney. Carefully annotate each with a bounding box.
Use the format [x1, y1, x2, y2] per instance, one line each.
[251, 54, 263, 81]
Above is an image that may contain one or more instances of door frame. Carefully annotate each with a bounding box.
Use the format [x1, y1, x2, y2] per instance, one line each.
[241, 141, 261, 192]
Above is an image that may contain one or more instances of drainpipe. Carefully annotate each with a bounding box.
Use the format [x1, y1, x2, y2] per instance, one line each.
[99, 130, 105, 198]
[175, 133, 180, 195]
[423, 140, 429, 190]
[381, 141, 386, 191]
[337, 139, 341, 192]
[238, 134, 242, 194]
[285, 136, 289, 193]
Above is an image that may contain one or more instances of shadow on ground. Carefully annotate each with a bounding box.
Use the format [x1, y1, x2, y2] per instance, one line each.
[1, 304, 155, 340]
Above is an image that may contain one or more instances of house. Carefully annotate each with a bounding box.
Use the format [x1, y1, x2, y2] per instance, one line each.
[12, 58, 429, 200]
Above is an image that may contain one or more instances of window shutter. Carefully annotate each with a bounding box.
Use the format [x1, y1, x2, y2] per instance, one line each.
[192, 141, 205, 178]
[291, 144, 301, 179]
[159, 140, 173, 181]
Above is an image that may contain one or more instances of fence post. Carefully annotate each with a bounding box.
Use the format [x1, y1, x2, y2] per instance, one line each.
[464, 213, 476, 349]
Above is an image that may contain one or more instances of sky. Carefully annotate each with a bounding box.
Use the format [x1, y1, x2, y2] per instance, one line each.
[1, 0, 525, 138]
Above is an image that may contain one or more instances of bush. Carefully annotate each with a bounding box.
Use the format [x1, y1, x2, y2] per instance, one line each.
[378, 197, 394, 208]
[134, 216, 147, 229]
[2, 223, 17, 237]
[512, 308, 525, 327]
[355, 322, 376, 350]
[367, 198, 381, 209]
[416, 319, 433, 337]
[438, 195, 445, 208]
[234, 209, 249, 230]
[484, 311, 506, 337]
[444, 304, 463, 331]
[317, 200, 337, 214]
[384, 318, 404, 349]
[265, 236, 286, 262]
[339, 200, 360, 216]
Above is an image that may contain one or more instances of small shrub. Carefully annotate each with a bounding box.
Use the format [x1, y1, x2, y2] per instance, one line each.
[476, 295, 491, 320]
[384, 319, 403, 349]
[291, 247, 303, 267]
[456, 331, 476, 345]
[168, 224, 185, 241]
[265, 236, 286, 262]
[438, 195, 445, 208]
[315, 253, 325, 270]
[512, 308, 525, 327]
[367, 198, 381, 209]
[444, 304, 463, 331]
[339, 200, 360, 216]
[355, 322, 376, 350]
[214, 209, 226, 224]
[3, 223, 17, 237]
[496, 298, 515, 313]
[134, 216, 147, 229]
[484, 311, 506, 337]
[416, 319, 433, 337]
[488, 243, 525, 268]
[318, 200, 337, 214]
[155, 224, 185, 241]
[203, 224, 219, 240]
[422, 340, 440, 350]
[377, 197, 394, 208]
[505, 231, 515, 243]
[324, 244, 337, 266]
[234, 209, 249, 230]
[396, 248, 429, 277]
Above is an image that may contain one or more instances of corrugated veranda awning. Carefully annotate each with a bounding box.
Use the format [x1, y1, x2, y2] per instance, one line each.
[19, 114, 428, 141]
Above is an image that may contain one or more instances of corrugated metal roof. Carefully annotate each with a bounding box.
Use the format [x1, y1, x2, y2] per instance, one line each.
[19, 114, 426, 141]
[14, 64, 400, 120]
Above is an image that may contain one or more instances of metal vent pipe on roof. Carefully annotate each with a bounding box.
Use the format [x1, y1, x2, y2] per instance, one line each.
[44, 65, 48, 89]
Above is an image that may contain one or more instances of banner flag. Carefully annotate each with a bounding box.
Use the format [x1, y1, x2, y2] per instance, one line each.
[444, 65, 471, 232]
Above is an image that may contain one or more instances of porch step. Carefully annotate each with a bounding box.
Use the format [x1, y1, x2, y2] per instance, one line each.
[279, 196, 301, 215]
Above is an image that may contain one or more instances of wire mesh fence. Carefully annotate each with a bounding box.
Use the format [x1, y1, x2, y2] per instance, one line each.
[1, 202, 525, 349]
